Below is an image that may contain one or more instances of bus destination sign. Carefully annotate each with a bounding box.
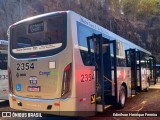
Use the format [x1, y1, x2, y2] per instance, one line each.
[28, 21, 44, 33]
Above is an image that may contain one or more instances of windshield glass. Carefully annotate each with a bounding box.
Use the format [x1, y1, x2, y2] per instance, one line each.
[11, 13, 67, 58]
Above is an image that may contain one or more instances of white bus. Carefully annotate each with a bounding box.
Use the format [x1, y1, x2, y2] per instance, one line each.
[0, 40, 8, 100]
[8, 11, 155, 116]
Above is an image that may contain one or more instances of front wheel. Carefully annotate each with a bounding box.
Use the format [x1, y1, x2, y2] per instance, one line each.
[118, 86, 126, 108]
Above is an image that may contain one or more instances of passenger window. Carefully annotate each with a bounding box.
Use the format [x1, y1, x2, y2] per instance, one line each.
[77, 22, 94, 66]
[0, 54, 7, 70]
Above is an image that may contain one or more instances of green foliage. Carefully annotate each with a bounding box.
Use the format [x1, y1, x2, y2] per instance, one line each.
[108, 0, 121, 14]
[120, 0, 160, 20]
[137, 0, 160, 20]
[120, 0, 139, 19]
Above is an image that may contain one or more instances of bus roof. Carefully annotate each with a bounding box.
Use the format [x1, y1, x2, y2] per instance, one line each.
[10, 11, 68, 26]
[72, 11, 151, 55]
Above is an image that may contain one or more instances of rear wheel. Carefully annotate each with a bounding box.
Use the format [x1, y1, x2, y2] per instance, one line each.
[118, 86, 126, 108]
[145, 82, 149, 92]
[145, 78, 150, 92]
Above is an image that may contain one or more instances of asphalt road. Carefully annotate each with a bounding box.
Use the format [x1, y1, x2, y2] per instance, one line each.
[0, 83, 160, 120]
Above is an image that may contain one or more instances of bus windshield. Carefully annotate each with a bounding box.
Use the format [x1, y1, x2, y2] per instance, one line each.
[11, 14, 67, 58]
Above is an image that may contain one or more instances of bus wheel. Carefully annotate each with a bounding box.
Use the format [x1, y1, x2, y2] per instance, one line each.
[145, 82, 149, 92]
[118, 86, 126, 108]
[145, 87, 149, 92]
[145, 78, 149, 92]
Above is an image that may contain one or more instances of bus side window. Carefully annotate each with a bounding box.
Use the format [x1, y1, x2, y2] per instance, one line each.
[125, 51, 131, 67]
[0, 54, 7, 70]
[77, 22, 94, 66]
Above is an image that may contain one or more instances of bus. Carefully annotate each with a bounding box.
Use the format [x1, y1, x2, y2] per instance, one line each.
[149, 57, 156, 85]
[0, 40, 8, 100]
[156, 64, 160, 76]
[8, 11, 156, 116]
[155, 64, 160, 82]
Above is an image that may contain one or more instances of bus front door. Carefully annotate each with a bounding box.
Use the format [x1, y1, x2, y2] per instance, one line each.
[87, 34, 117, 111]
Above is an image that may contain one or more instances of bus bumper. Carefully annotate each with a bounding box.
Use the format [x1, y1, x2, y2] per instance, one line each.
[9, 94, 60, 115]
[9, 94, 93, 116]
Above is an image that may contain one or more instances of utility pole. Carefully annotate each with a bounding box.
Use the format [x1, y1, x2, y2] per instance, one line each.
[19, 0, 23, 19]
[110, 20, 112, 31]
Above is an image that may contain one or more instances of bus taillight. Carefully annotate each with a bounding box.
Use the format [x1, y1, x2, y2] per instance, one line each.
[8, 67, 13, 93]
[61, 63, 72, 96]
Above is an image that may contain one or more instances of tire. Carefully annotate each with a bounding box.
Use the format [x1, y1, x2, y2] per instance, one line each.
[145, 87, 149, 92]
[118, 86, 126, 108]
[145, 82, 149, 92]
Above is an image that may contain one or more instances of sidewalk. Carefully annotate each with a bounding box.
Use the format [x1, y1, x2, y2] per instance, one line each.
[149, 81, 160, 89]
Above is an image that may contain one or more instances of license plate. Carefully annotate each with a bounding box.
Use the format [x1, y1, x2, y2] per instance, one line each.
[28, 86, 40, 92]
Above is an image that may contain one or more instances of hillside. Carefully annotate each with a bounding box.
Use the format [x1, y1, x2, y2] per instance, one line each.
[0, 0, 160, 62]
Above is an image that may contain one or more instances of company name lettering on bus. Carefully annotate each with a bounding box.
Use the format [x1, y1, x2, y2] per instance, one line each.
[39, 71, 58, 76]
[80, 17, 107, 35]
[33, 46, 38, 50]
[23, 47, 32, 51]
[39, 71, 50, 76]
[50, 71, 58, 76]
[20, 73, 26, 77]
[15, 48, 23, 52]
[16, 73, 19, 78]
[80, 17, 96, 29]
[0, 75, 8, 80]
[28, 21, 44, 33]
[38, 44, 57, 50]
[16, 73, 26, 78]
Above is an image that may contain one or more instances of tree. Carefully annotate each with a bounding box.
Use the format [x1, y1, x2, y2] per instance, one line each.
[120, 0, 139, 20]
[137, 0, 160, 20]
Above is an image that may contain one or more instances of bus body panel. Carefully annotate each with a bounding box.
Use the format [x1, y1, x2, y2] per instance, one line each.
[74, 12, 132, 105]
[8, 11, 77, 113]
[141, 68, 150, 90]
[0, 40, 8, 100]
[117, 67, 131, 99]
[71, 12, 96, 112]
[0, 70, 8, 100]
[9, 52, 72, 99]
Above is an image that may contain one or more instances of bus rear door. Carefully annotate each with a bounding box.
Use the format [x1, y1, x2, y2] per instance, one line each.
[125, 49, 137, 95]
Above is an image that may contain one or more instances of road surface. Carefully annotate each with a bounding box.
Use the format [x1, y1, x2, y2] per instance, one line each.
[0, 83, 160, 120]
